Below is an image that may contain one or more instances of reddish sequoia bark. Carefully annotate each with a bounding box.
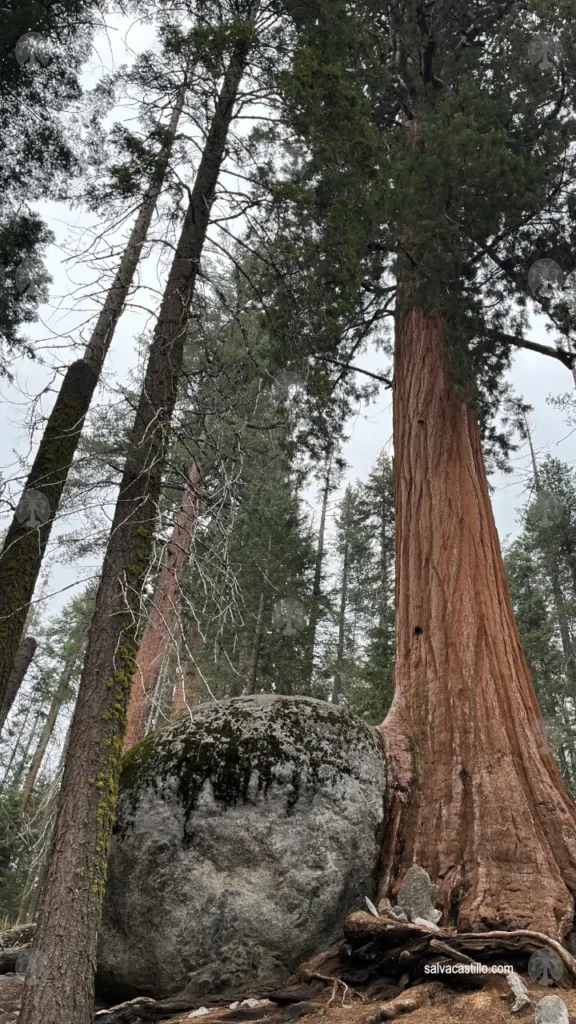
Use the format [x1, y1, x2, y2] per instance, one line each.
[124, 459, 203, 750]
[378, 297, 576, 939]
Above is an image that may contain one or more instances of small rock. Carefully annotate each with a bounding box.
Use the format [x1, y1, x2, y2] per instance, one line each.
[240, 1000, 273, 1009]
[412, 917, 440, 932]
[221, 1010, 269, 1022]
[534, 995, 569, 1024]
[187, 1009, 210, 1019]
[229, 1004, 239, 1011]
[378, 897, 392, 915]
[388, 906, 408, 922]
[506, 972, 530, 1013]
[397, 865, 438, 924]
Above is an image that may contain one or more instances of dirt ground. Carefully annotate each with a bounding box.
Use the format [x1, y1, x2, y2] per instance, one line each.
[161, 976, 576, 1024]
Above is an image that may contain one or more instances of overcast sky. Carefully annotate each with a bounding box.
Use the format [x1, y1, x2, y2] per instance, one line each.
[2, 14, 576, 622]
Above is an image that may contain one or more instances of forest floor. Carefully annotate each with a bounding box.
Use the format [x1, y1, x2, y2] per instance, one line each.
[157, 976, 576, 1024]
[1, 972, 575, 1022]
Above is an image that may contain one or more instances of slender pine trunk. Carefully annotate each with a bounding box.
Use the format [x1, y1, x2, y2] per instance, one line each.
[20, 720, 73, 924]
[2, 702, 33, 786]
[524, 414, 576, 697]
[246, 588, 266, 694]
[0, 86, 186, 713]
[123, 458, 203, 750]
[18, 41, 250, 1024]
[171, 619, 203, 715]
[0, 636, 37, 731]
[20, 693, 62, 814]
[332, 537, 348, 706]
[304, 462, 331, 692]
[12, 708, 43, 788]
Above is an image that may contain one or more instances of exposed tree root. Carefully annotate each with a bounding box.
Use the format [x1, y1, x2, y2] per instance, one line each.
[343, 911, 576, 984]
[301, 973, 365, 1008]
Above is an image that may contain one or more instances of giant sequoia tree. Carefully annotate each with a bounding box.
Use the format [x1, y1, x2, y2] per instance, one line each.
[274, 0, 576, 937]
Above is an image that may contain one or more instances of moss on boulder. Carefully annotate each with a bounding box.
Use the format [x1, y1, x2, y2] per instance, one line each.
[98, 695, 387, 1002]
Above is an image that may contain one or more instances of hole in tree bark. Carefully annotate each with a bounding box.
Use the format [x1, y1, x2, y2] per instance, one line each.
[414, 626, 423, 635]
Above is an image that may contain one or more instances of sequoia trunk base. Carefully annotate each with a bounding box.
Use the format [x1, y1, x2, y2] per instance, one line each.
[380, 303, 576, 939]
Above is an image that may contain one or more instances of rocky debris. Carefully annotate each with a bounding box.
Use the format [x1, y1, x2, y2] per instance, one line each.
[534, 995, 570, 1024]
[187, 1010, 210, 1019]
[411, 917, 440, 932]
[387, 907, 408, 923]
[0, 976, 23, 1023]
[98, 696, 387, 1003]
[506, 972, 530, 1013]
[222, 1007, 270, 1015]
[229, 1001, 274, 1010]
[396, 866, 441, 926]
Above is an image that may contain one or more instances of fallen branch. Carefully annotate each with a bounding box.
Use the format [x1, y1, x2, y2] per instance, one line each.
[425, 939, 485, 988]
[344, 912, 440, 948]
[428, 939, 478, 966]
[94, 997, 159, 1023]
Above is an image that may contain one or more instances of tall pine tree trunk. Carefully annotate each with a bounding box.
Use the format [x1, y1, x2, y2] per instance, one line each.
[19, 39, 251, 1024]
[0, 636, 37, 731]
[305, 461, 331, 692]
[1, 702, 32, 786]
[123, 458, 203, 750]
[246, 588, 266, 694]
[0, 85, 187, 712]
[332, 536, 348, 706]
[524, 415, 576, 696]
[20, 690, 62, 814]
[379, 283, 576, 937]
[171, 619, 203, 715]
[12, 708, 44, 788]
